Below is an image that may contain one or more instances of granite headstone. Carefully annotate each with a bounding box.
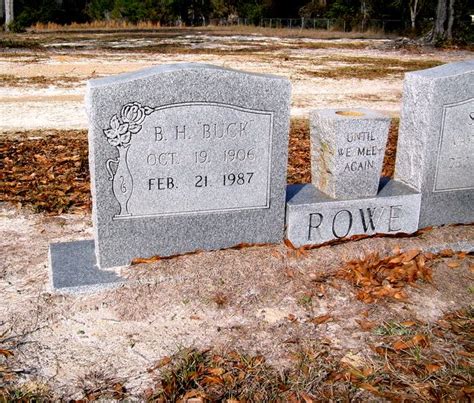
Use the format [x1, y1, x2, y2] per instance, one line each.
[86, 63, 291, 269]
[394, 59, 474, 227]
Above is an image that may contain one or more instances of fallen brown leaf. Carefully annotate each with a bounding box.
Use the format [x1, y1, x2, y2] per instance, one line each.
[299, 391, 316, 402]
[393, 340, 411, 351]
[425, 363, 441, 373]
[356, 319, 376, 331]
[411, 334, 429, 347]
[0, 349, 13, 358]
[309, 314, 333, 325]
[439, 249, 454, 257]
[447, 261, 461, 268]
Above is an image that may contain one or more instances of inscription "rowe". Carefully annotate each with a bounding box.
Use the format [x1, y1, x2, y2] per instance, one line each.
[307, 205, 403, 241]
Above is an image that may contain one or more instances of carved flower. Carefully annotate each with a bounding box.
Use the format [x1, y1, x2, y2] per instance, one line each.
[104, 102, 154, 148]
[104, 114, 130, 147]
[121, 102, 146, 134]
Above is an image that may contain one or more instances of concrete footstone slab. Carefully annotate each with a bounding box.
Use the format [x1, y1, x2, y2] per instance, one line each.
[48, 240, 124, 294]
[285, 179, 421, 247]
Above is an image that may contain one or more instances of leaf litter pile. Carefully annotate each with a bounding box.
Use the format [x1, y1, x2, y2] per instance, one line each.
[338, 248, 470, 303]
[1, 130, 90, 213]
[1, 119, 398, 214]
[338, 248, 431, 303]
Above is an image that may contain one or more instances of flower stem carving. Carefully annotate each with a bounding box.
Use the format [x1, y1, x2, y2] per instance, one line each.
[103, 102, 155, 218]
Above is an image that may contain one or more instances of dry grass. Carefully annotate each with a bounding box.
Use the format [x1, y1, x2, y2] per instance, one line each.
[0, 38, 41, 48]
[2, 305, 471, 401]
[32, 20, 162, 31]
[362, 308, 474, 401]
[0, 74, 82, 87]
[29, 22, 390, 40]
[302, 41, 370, 49]
[305, 57, 443, 80]
[76, 370, 127, 401]
[143, 304, 473, 402]
[146, 342, 358, 402]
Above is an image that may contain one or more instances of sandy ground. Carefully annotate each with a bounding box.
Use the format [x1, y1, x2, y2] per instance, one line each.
[1, 33, 472, 131]
[1, 203, 473, 398]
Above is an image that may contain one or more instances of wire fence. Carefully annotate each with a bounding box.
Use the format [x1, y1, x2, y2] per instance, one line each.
[208, 17, 409, 33]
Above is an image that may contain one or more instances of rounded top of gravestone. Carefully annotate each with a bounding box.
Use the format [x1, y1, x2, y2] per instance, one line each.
[405, 59, 474, 80]
[87, 62, 290, 89]
[311, 108, 389, 121]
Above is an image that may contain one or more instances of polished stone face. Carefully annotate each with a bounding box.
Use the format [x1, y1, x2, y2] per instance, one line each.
[310, 108, 390, 200]
[87, 63, 291, 268]
[285, 180, 421, 247]
[394, 59, 474, 227]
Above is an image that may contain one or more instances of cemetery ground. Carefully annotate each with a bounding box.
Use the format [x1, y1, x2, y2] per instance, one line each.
[1, 27, 473, 401]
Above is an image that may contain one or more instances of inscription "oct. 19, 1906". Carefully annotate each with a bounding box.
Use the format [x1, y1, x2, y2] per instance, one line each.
[103, 102, 273, 219]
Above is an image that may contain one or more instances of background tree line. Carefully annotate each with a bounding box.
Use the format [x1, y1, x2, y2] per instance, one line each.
[2, 0, 473, 43]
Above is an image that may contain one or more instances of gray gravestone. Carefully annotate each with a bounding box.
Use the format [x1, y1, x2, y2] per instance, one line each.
[311, 108, 390, 199]
[85, 63, 291, 269]
[395, 60, 474, 227]
[286, 180, 421, 246]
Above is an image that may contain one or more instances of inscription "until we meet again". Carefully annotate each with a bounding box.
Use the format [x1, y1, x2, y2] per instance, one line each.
[338, 131, 381, 173]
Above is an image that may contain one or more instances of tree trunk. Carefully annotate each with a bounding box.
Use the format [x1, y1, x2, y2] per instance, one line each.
[410, 8, 416, 30]
[431, 0, 457, 42]
[410, 0, 419, 30]
[447, 0, 455, 40]
[5, 0, 13, 31]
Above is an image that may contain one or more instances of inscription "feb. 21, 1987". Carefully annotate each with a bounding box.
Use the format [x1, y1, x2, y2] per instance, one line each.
[103, 101, 273, 219]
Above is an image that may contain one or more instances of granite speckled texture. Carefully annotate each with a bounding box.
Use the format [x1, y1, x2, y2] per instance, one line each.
[87, 63, 291, 268]
[48, 240, 123, 293]
[310, 108, 390, 200]
[394, 60, 474, 228]
[285, 179, 421, 247]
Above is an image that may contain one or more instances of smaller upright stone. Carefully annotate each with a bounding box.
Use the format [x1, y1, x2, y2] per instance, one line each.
[311, 108, 390, 200]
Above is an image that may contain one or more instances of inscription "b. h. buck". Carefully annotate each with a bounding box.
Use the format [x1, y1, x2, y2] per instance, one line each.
[103, 101, 274, 219]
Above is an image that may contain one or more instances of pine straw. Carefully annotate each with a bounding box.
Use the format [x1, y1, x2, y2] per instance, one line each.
[3, 308, 471, 401]
[363, 308, 474, 401]
[146, 343, 358, 402]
